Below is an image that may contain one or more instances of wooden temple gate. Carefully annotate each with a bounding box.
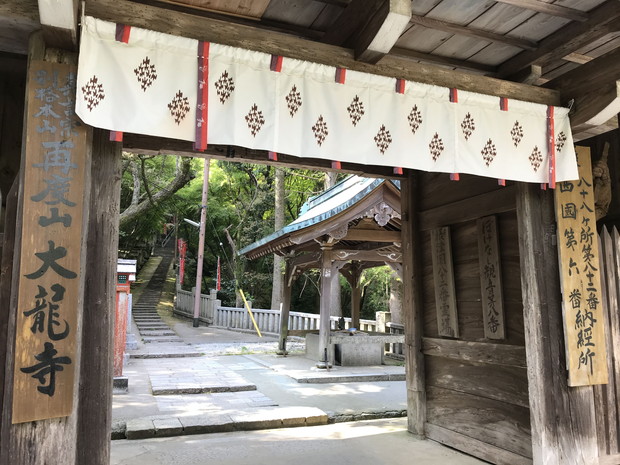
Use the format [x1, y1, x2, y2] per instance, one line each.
[1, 1, 619, 465]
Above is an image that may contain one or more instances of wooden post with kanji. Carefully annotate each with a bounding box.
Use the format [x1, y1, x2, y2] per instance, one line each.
[555, 146, 609, 387]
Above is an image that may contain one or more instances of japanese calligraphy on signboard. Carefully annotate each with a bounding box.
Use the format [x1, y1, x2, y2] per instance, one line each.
[477, 216, 505, 340]
[555, 146, 608, 387]
[12, 61, 88, 423]
[431, 227, 459, 338]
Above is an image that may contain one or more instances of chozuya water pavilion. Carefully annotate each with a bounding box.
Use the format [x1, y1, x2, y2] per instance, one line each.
[1, 1, 619, 465]
[240, 175, 403, 366]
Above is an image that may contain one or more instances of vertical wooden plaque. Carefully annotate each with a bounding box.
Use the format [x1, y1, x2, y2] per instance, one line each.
[431, 226, 459, 338]
[555, 146, 608, 386]
[12, 61, 88, 423]
[477, 216, 505, 340]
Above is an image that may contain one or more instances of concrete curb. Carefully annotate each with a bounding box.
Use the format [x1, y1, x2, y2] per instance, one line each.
[117, 406, 329, 440]
[113, 407, 408, 440]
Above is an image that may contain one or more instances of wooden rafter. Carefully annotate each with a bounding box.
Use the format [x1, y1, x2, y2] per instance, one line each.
[86, 0, 560, 104]
[544, 48, 620, 126]
[408, 14, 538, 51]
[323, 0, 411, 64]
[492, 0, 588, 22]
[498, 0, 620, 79]
[344, 229, 401, 242]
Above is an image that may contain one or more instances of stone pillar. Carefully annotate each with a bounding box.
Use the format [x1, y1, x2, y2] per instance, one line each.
[125, 293, 138, 350]
[376, 311, 392, 333]
[318, 245, 334, 368]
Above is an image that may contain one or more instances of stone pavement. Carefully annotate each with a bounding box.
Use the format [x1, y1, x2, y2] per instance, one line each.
[111, 417, 487, 465]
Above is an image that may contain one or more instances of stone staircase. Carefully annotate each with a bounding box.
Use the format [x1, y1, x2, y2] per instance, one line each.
[132, 242, 183, 344]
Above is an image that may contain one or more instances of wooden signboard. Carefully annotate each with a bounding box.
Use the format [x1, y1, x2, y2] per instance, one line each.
[555, 146, 608, 387]
[12, 61, 88, 423]
[477, 216, 505, 340]
[431, 226, 459, 338]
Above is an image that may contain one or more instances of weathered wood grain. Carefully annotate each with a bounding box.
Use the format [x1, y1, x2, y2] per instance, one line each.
[419, 186, 516, 230]
[517, 182, 598, 465]
[75, 128, 121, 465]
[423, 337, 526, 367]
[425, 423, 533, 465]
[402, 171, 426, 436]
[425, 356, 529, 407]
[426, 385, 532, 458]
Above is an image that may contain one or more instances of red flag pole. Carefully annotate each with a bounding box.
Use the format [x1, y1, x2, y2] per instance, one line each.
[216, 256, 221, 291]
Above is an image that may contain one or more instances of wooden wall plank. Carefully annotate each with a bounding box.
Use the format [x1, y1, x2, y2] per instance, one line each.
[425, 423, 533, 465]
[419, 186, 516, 230]
[430, 226, 459, 338]
[425, 356, 528, 408]
[426, 385, 532, 458]
[422, 337, 526, 367]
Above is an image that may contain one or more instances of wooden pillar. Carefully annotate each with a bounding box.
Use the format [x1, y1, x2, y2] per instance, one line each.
[277, 260, 292, 355]
[75, 128, 122, 465]
[402, 170, 426, 437]
[349, 262, 362, 329]
[318, 244, 334, 368]
[516, 182, 597, 465]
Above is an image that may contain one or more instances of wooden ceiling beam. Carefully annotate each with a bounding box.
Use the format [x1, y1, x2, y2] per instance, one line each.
[85, 0, 559, 104]
[544, 48, 620, 127]
[390, 46, 496, 74]
[323, 0, 411, 64]
[498, 0, 620, 80]
[492, 0, 588, 22]
[408, 14, 538, 51]
[37, 0, 79, 50]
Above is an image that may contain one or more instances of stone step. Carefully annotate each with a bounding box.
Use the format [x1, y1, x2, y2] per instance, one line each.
[143, 336, 183, 343]
[129, 350, 202, 359]
[140, 331, 176, 336]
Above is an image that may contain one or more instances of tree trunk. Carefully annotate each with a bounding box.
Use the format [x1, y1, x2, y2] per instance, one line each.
[270, 168, 285, 309]
[119, 156, 193, 228]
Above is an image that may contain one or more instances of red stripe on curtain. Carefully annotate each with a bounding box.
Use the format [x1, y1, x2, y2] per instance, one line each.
[547, 106, 556, 189]
[109, 131, 123, 142]
[115, 24, 131, 43]
[393, 167, 403, 175]
[270, 55, 283, 72]
[331, 161, 342, 169]
[268, 151, 278, 161]
[498, 179, 506, 186]
[450, 173, 460, 181]
[500, 97, 509, 111]
[194, 41, 210, 152]
[335, 67, 346, 84]
[450, 88, 458, 103]
[395, 79, 405, 94]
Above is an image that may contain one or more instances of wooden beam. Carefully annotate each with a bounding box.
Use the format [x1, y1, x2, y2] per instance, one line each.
[509, 64, 542, 85]
[563, 52, 593, 65]
[85, 0, 561, 105]
[390, 47, 496, 74]
[37, 0, 79, 50]
[344, 229, 401, 242]
[408, 14, 538, 51]
[493, 0, 589, 22]
[516, 182, 598, 465]
[75, 128, 121, 465]
[332, 248, 401, 262]
[402, 170, 425, 437]
[350, 0, 412, 64]
[572, 115, 618, 142]
[322, 0, 384, 46]
[544, 48, 620, 126]
[423, 337, 526, 368]
[498, 0, 620, 79]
